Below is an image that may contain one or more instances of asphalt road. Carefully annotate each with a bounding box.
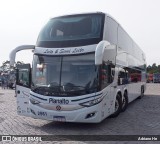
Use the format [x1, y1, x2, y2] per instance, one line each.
[0, 83, 160, 144]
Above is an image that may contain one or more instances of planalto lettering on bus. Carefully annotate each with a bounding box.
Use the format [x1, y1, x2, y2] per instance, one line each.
[9, 12, 146, 123]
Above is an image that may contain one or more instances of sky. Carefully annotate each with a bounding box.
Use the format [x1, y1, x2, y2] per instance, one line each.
[0, 0, 160, 66]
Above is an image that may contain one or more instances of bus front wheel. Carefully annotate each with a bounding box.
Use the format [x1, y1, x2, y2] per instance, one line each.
[110, 94, 122, 118]
[138, 86, 144, 99]
[121, 92, 128, 112]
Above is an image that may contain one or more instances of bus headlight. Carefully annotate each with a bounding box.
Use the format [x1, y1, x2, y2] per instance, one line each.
[30, 98, 41, 104]
[80, 96, 104, 107]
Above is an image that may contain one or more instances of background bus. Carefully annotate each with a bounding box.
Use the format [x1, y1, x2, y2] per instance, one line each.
[153, 73, 160, 83]
[147, 73, 153, 83]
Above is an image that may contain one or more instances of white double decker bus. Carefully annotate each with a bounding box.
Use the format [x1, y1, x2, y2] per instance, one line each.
[10, 12, 146, 123]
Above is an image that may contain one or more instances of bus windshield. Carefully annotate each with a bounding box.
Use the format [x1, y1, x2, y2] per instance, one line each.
[31, 53, 100, 96]
[36, 13, 104, 47]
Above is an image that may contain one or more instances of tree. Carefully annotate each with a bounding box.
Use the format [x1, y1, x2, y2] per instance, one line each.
[1, 60, 10, 72]
[147, 65, 152, 73]
[158, 65, 160, 73]
[15, 61, 24, 67]
[152, 63, 157, 69]
[147, 63, 160, 74]
[0, 60, 24, 73]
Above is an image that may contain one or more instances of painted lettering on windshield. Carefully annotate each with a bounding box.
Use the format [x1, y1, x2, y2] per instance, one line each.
[72, 48, 84, 53]
[43, 48, 84, 55]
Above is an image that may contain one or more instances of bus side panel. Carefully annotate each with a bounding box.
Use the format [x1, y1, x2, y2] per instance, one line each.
[16, 85, 31, 117]
[104, 16, 118, 45]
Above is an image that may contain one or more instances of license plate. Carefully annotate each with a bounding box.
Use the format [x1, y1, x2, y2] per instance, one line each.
[53, 116, 66, 122]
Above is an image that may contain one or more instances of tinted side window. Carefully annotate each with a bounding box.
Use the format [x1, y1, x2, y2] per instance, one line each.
[118, 69, 128, 85]
[101, 63, 115, 89]
[17, 69, 30, 87]
[16, 65, 31, 88]
[129, 69, 141, 83]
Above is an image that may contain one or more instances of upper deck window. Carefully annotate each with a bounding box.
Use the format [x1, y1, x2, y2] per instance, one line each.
[36, 13, 104, 47]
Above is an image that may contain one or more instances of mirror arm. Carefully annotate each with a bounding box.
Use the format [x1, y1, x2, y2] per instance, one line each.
[9, 45, 35, 66]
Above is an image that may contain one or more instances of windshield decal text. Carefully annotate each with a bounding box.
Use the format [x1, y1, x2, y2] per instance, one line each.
[44, 48, 84, 55]
[72, 48, 84, 53]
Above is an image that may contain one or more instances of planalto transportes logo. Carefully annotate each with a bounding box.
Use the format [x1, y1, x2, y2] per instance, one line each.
[49, 98, 69, 104]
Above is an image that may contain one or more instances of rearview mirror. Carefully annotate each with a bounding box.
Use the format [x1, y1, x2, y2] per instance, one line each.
[95, 41, 116, 65]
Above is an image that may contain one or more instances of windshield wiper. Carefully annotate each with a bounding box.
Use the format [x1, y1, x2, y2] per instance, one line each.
[31, 86, 50, 96]
[64, 83, 86, 90]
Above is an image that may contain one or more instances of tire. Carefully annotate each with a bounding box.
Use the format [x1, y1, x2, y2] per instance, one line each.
[110, 94, 122, 118]
[138, 86, 144, 99]
[121, 92, 128, 112]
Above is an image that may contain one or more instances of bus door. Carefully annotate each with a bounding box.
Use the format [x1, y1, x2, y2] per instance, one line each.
[16, 64, 31, 117]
